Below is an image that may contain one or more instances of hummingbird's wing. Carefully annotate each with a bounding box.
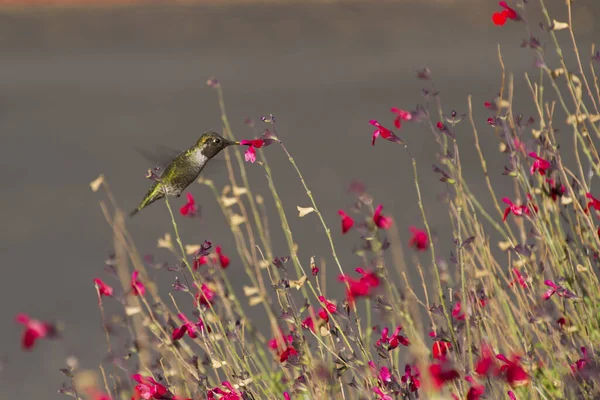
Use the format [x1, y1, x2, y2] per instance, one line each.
[135, 145, 182, 176]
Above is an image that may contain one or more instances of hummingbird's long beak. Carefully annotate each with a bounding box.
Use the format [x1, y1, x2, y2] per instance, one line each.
[227, 139, 240, 145]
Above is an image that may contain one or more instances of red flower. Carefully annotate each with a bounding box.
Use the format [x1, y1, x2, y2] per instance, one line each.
[268, 329, 293, 351]
[130, 270, 145, 296]
[377, 325, 410, 350]
[279, 346, 299, 362]
[179, 193, 198, 217]
[428, 362, 460, 389]
[194, 283, 216, 308]
[502, 197, 532, 221]
[193, 255, 207, 270]
[93, 278, 114, 303]
[496, 354, 529, 387]
[586, 193, 600, 212]
[318, 296, 337, 313]
[570, 346, 588, 373]
[528, 152, 551, 175]
[401, 364, 421, 392]
[492, 1, 519, 26]
[318, 308, 329, 322]
[409, 226, 429, 251]
[84, 388, 113, 400]
[370, 120, 403, 146]
[432, 341, 452, 360]
[338, 268, 380, 303]
[542, 279, 577, 300]
[172, 313, 207, 341]
[131, 374, 168, 399]
[508, 391, 517, 400]
[452, 301, 466, 320]
[475, 343, 498, 376]
[240, 139, 265, 148]
[283, 392, 291, 400]
[372, 387, 393, 400]
[15, 313, 53, 350]
[509, 268, 528, 288]
[240, 138, 274, 164]
[465, 376, 485, 400]
[216, 246, 230, 268]
[373, 204, 393, 229]
[390, 107, 413, 129]
[207, 381, 241, 400]
[338, 210, 354, 234]
[301, 316, 315, 332]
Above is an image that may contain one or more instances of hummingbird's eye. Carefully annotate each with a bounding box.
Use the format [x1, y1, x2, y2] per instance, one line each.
[213, 138, 221, 145]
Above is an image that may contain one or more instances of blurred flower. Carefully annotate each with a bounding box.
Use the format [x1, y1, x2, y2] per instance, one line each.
[428, 362, 459, 389]
[492, 1, 519, 26]
[268, 329, 293, 351]
[283, 392, 291, 400]
[93, 278, 114, 302]
[409, 226, 429, 251]
[15, 313, 54, 350]
[475, 343, 498, 376]
[195, 283, 216, 308]
[301, 316, 315, 332]
[179, 193, 198, 217]
[172, 313, 206, 341]
[338, 210, 354, 234]
[543, 279, 577, 300]
[432, 341, 452, 360]
[193, 255, 208, 271]
[390, 107, 413, 129]
[586, 193, 600, 212]
[131, 271, 145, 296]
[401, 364, 421, 392]
[244, 146, 256, 163]
[465, 375, 485, 400]
[338, 268, 380, 303]
[502, 197, 532, 221]
[280, 346, 299, 363]
[452, 302, 466, 321]
[372, 387, 393, 400]
[370, 120, 403, 146]
[216, 246, 230, 268]
[508, 391, 517, 400]
[373, 204, 393, 229]
[528, 152, 551, 176]
[207, 381, 241, 400]
[496, 354, 529, 387]
[571, 346, 588, 374]
[131, 374, 168, 399]
[509, 268, 528, 288]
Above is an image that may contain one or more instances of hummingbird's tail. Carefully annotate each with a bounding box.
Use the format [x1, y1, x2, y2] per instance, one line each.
[129, 183, 165, 217]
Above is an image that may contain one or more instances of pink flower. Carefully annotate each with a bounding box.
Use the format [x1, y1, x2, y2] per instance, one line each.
[193, 255, 207, 270]
[492, 1, 519, 26]
[432, 341, 452, 360]
[528, 152, 551, 175]
[301, 315, 315, 332]
[131, 270, 145, 296]
[15, 313, 53, 350]
[172, 313, 207, 341]
[542, 279, 577, 300]
[84, 388, 113, 400]
[372, 387, 393, 400]
[373, 204, 393, 229]
[409, 226, 429, 251]
[131, 374, 168, 399]
[283, 392, 291, 400]
[207, 381, 241, 400]
[194, 283, 216, 308]
[496, 354, 529, 387]
[509, 268, 528, 288]
[338, 268, 380, 303]
[390, 107, 413, 129]
[179, 193, 198, 217]
[240, 138, 272, 164]
[452, 301, 466, 321]
[338, 210, 354, 234]
[508, 391, 517, 400]
[318, 296, 337, 313]
[370, 120, 403, 146]
[93, 278, 114, 303]
[244, 146, 256, 163]
[216, 246, 230, 268]
[377, 325, 410, 350]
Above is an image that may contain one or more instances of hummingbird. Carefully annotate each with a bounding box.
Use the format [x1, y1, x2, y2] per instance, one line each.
[130, 131, 239, 217]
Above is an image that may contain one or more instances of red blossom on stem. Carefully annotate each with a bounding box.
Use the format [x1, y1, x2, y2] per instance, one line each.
[586, 193, 600, 212]
[401, 364, 421, 392]
[380, 325, 411, 349]
[492, 1, 519, 26]
[475, 343, 498, 376]
[131, 374, 168, 400]
[193, 255, 207, 270]
[373, 204, 393, 229]
[509, 268, 528, 288]
[301, 315, 315, 332]
[338, 267, 380, 303]
[15, 313, 54, 350]
[370, 120, 403, 146]
[390, 107, 413, 129]
[338, 210, 354, 234]
[543, 279, 577, 300]
[268, 329, 293, 351]
[502, 197, 534, 221]
[130, 270, 145, 296]
[409, 226, 429, 251]
[172, 313, 207, 341]
[428, 362, 460, 389]
[194, 283, 216, 308]
[207, 381, 241, 400]
[279, 346, 299, 363]
[496, 354, 530, 387]
[216, 246, 230, 268]
[465, 375, 486, 400]
[179, 193, 198, 217]
[452, 301, 466, 320]
[240, 138, 267, 164]
[528, 152, 551, 175]
[93, 278, 114, 303]
[571, 346, 588, 373]
[432, 341, 452, 360]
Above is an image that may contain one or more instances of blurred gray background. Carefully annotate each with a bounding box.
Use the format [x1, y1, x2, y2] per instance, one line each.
[1, 0, 599, 398]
